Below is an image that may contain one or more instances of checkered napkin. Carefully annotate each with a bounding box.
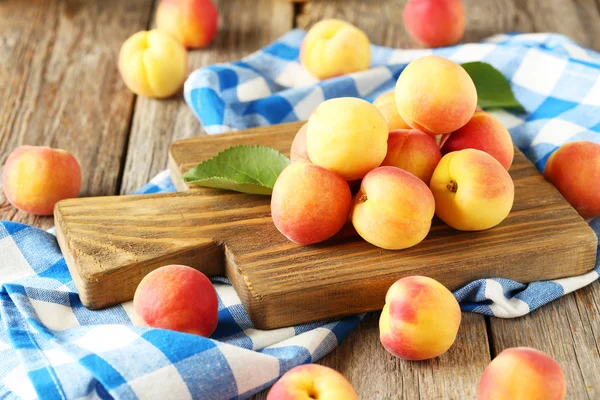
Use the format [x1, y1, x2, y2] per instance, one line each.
[2, 31, 600, 400]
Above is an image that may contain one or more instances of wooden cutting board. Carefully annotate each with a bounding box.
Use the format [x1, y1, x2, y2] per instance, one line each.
[54, 121, 598, 329]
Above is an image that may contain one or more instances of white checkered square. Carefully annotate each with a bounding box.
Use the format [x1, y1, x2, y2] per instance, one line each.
[43, 349, 75, 367]
[269, 327, 335, 358]
[74, 325, 139, 353]
[512, 49, 567, 95]
[582, 79, 600, 106]
[2, 366, 37, 400]
[215, 283, 242, 309]
[531, 119, 586, 146]
[218, 343, 279, 395]
[0, 236, 35, 284]
[246, 327, 295, 351]
[350, 66, 393, 96]
[387, 48, 432, 65]
[129, 365, 192, 400]
[276, 62, 319, 88]
[293, 87, 323, 120]
[451, 43, 496, 63]
[237, 77, 271, 102]
[30, 298, 79, 331]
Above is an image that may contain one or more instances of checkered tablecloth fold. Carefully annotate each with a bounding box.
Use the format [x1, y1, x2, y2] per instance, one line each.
[1, 30, 600, 399]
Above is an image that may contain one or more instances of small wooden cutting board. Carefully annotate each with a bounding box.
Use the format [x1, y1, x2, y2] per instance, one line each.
[54, 121, 598, 329]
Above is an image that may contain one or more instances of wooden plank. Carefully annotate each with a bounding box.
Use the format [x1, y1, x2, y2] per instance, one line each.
[481, 1, 600, 398]
[297, 0, 600, 48]
[253, 313, 490, 400]
[119, 0, 295, 194]
[293, 1, 493, 398]
[0, 0, 154, 229]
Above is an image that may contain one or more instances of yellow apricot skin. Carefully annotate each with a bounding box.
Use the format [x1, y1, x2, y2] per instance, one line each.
[306, 97, 389, 181]
[118, 29, 187, 98]
[373, 91, 411, 131]
[379, 276, 462, 360]
[430, 149, 514, 231]
[351, 166, 435, 250]
[300, 19, 371, 80]
[395, 56, 477, 135]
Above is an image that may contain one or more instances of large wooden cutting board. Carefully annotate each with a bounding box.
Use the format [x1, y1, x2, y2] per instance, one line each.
[54, 121, 598, 329]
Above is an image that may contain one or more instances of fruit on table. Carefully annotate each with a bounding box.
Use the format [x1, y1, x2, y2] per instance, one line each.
[440, 111, 515, 170]
[2, 146, 81, 216]
[373, 91, 411, 131]
[290, 123, 310, 163]
[403, 0, 466, 48]
[267, 364, 358, 400]
[544, 141, 600, 218]
[430, 149, 514, 231]
[300, 19, 371, 80]
[156, 0, 218, 49]
[379, 276, 461, 360]
[478, 347, 566, 400]
[133, 265, 218, 336]
[118, 29, 187, 98]
[381, 129, 442, 184]
[351, 166, 435, 250]
[395, 56, 477, 135]
[306, 97, 389, 181]
[271, 162, 352, 244]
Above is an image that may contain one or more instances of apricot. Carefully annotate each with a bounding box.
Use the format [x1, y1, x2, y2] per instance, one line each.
[306, 97, 389, 181]
[133, 265, 218, 337]
[156, 0, 218, 49]
[267, 364, 358, 400]
[351, 166, 435, 250]
[2, 146, 81, 216]
[478, 347, 566, 400]
[381, 129, 441, 184]
[403, 0, 466, 48]
[290, 123, 310, 163]
[373, 91, 411, 131]
[544, 141, 600, 218]
[379, 276, 461, 360]
[395, 56, 477, 135]
[430, 149, 514, 231]
[440, 111, 514, 170]
[118, 29, 187, 98]
[300, 19, 371, 80]
[271, 162, 352, 245]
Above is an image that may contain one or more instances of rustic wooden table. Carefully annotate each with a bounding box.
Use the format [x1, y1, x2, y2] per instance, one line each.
[1, 1, 600, 399]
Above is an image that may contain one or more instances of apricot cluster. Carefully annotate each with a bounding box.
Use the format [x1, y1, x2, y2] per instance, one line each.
[272, 55, 516, 250]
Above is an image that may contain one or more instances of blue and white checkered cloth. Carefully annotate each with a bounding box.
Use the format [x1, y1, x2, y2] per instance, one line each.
[2, 30, 600, 399]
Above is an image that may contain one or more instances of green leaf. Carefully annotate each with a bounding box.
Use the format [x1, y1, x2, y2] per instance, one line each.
[182, 145, 290, 195]
[461, 61, 526, 113]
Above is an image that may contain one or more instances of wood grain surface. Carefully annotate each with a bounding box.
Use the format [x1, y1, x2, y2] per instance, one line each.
[3, 0, 600, 398]
[0, 0, 154, 228]
[55, 122, 596, 330]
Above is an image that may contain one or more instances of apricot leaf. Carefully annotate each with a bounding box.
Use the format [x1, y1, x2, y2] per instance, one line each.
[182, 145, 290, 195]
[461, 62, 526, 113]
